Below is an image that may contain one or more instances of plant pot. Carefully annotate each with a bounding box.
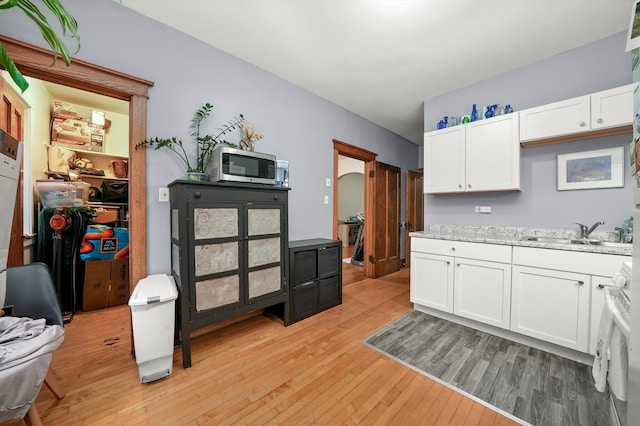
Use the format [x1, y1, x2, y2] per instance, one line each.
[187, 171, 209, 182]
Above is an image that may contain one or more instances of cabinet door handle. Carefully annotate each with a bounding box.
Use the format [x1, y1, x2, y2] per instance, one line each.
[451, 247, 455, 251]
[468, 184, 472, 188]
[578, 280, 584, 285]
[446, 261, 450, 265]
[273, 195, 279, 200]
[598, 284, 605, 289]
[456, 263, 460, 267]
[579, 121, 586, 127]
[596, 118, 603, 123]
[194, 191, 201, 199]
[458, 184, 462, 188]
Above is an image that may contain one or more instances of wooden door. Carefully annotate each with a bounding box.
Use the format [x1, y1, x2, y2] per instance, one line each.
[369, 161, 400, 278]
[0, 76, 26, 266]
[404, 169, 423, 267]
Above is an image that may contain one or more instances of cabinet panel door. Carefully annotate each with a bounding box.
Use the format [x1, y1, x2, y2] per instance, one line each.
[248, 208, 280, 235]
[194, 207, 238, 239]
[248, 266, 281, 299]
[465, 114, 520, 192]
[318, 275, 341, 310]
[424, 126, 465, 193]
[591, 84, 634, 130]
[195, 275, 240, 311]
[511, 266, 590, 352]
[410, 251, 453, 313]
[519, 95, 590, 141]
[454, 259, 511, 329]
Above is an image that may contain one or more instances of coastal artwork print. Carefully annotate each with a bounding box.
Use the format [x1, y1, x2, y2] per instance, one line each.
[557, 147, 624, 190]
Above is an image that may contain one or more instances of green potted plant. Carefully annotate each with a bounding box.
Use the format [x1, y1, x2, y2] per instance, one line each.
[0, 0, 80, 93]
[135, 102, 245, 181]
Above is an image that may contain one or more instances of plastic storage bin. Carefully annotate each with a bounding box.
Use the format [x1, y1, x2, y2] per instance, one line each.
[36, 180, 90, 207]
[128, 274, 178, 383]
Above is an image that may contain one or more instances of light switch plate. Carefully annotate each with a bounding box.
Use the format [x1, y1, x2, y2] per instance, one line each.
[325, 178, 331, 187]
[475, 206, 491, 213]
[324, 195, 329, 204]
[159, 187, 169, 202]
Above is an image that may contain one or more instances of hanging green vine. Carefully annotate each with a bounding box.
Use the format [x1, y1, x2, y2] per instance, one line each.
[0, 0, 80, 92]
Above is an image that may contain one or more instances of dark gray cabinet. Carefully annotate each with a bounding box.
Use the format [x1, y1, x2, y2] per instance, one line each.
[289, 239, 342, 323]
[169, 181, 290, 368]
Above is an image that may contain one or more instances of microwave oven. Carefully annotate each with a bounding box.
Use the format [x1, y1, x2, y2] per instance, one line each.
[210, 145, 276, 184]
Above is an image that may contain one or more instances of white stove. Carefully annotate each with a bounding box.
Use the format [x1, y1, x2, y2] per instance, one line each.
[612, 261, 632, 334]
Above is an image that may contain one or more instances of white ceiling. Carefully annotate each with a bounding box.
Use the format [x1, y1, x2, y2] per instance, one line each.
[120, 0, 634, 144]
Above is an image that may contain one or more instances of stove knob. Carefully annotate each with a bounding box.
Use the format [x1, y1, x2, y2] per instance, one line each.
[612, 272, 628, 288]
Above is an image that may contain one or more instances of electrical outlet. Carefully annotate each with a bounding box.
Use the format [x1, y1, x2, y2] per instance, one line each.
[475, 206, 491, 213]
[159, 187, 169, 202]
[324, 195, 329, 204]
[325, 177, 331, 187]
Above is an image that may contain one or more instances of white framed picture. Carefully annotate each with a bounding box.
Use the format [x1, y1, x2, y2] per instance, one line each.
[628, 0, 640, 51]
[557, 146, 625, 191]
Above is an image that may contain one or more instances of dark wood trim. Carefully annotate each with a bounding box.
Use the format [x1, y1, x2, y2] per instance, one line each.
[332, 139, 377, 278]
[520, 125, 632, 147]
[0, 35, 154, 290]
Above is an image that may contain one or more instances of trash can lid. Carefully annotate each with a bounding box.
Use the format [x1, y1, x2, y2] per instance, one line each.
[128, 274, 178, 306]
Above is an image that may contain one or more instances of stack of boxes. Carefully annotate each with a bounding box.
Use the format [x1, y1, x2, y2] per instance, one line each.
[50, 100, 107, 152]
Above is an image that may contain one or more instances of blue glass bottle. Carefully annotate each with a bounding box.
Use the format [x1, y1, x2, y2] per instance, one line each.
[471, 104, 478, 122]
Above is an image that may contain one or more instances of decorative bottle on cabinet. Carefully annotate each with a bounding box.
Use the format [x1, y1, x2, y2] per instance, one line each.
[471, 104, 478, 122]
[168, 180, 290, 368]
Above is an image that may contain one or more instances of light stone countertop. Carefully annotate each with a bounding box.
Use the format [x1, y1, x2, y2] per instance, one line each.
[410, 224, 632, 257]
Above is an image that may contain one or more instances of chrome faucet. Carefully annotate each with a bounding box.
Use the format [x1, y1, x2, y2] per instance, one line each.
[575, 221, 604, 239]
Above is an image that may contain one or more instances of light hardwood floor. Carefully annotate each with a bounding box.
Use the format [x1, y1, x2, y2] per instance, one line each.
[4, 268, 519, 425]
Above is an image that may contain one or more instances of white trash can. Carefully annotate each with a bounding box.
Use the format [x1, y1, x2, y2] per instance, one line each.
[128, 274, 178, 383]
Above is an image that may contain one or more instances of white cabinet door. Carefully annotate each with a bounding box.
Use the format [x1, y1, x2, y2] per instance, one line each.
[589, 275, 610, 356]
[511, 265, 590, 352]
[591, 84, 634, 130]
[453, 258, 511, 329]
[519, 95, 590, 141]
[424, 126, 465, 193]
[410, 251, 454, 313]
[465, 114, 520, 192]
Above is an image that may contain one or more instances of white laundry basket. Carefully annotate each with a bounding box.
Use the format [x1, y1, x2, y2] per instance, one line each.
[129, 274, 178, 383]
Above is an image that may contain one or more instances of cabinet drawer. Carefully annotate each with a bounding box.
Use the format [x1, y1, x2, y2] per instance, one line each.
[411, 238, 511, 263]
[293, 281, 318, 320]
[513, 246, 630, 276]
[292, 250, 317, 283]
[318, 246, 340, 278]
[318, 275, 341, 310]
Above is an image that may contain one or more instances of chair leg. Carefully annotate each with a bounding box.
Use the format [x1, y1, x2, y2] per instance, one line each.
[24, 403, 43, 426]
[44, 369, 65, 399]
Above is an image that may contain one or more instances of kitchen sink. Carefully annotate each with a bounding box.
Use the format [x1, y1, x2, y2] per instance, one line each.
[521, 237, 584, 244]
[589, 241, 633, 249]
[521, 236, 632, 248]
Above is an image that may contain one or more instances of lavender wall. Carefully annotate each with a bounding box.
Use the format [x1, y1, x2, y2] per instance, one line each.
[0, 0, 419, 274]
[422, 32, 634, 231]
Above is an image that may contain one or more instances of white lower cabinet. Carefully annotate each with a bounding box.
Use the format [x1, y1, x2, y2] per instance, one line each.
[511, 265, 590, 352]
[454, 258, 511, 329]
[410, 239, 512, 329]
[410, 251, 454, 313]
[411, 239, 631, 355]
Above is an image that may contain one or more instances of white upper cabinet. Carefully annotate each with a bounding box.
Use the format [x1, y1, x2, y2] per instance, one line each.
[591, 84, 634, 130]
[424, 125, 465, 193]
[519, 83, 634, 143]
[519, 95, 590, 142]
[424, 113, 520, 194]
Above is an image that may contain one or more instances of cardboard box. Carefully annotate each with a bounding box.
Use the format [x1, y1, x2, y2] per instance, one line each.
[83, 260, 111, 311]
[93, 208, 119, 224]
[83, 258, 130, 311]
[109, 257, 130, 307]
[50, 100, 107, 152]
[51, 115, 105, 152]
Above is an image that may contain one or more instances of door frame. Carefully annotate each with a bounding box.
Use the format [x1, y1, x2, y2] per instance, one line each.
[332, 139, 376, 278]
[1, 35, 153, 288]
[404, 168, 424, 268]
